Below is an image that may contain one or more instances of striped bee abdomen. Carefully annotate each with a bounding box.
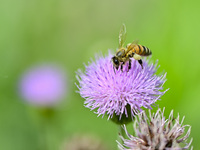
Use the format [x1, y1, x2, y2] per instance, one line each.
[133, 45, 152, 56]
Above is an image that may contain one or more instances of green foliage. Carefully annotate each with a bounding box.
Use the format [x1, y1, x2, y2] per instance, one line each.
[0, 0, 199, 149]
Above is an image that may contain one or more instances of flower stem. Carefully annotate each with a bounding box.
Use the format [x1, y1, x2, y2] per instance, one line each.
[117, 125, 125, 150]
[38, 108, 56, 150]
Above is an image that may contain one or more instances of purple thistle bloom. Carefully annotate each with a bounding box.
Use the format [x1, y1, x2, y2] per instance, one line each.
[19, 64, 67, 106]
[117, 108, 193, 150]
[76, 51, 167, 122]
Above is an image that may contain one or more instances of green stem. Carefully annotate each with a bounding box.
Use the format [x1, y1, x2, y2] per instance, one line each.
[38, 108, 56, 150]
[117, 125, 125, 150]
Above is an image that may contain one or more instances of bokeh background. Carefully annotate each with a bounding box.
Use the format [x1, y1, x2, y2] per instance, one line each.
[0, 0, 199, 149]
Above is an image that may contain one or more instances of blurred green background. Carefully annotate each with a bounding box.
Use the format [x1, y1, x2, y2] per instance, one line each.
[0, 0, 199, 149]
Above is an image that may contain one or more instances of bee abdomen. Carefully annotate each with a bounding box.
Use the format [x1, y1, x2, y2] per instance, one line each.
[134, 45, 151, 56]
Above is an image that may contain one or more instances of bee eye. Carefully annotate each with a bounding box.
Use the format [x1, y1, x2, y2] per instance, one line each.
[113, 57, 119, 65]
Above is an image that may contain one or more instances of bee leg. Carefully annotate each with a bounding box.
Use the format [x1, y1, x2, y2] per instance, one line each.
[128, 59, 131, 71]
[120, 64, 123, 72]
[116, 64, 120, 70]
[114, 65, 119, 73]
[121, 62, 126, 72]
[138, 59, 143, 69]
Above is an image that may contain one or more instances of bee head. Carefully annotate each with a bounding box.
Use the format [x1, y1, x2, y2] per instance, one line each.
[112, 56, 120, 69]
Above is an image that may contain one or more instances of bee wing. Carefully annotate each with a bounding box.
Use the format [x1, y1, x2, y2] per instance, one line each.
[119, 24, 126, 48]
[132, 39, 139, 45]
[127, 40, 139, 50]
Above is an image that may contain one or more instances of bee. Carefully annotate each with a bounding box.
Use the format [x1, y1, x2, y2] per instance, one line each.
[112, 24, 152, 71]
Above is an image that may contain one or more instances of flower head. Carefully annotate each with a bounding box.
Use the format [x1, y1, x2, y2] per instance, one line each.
[117, 108, 193, 150]
[19, 64, 67, 106]
[76, 51, 167, 122]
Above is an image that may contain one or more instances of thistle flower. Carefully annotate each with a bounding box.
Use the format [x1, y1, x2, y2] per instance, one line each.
[76, 51, 167, 123]
[117, 108, 193, 150]
[19, 64, 67, 106]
